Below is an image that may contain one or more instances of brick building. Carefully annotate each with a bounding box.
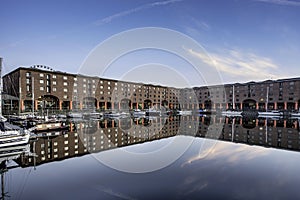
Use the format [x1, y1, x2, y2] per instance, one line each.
[3, 65, 300, 114]
[3, 66, 181, 114]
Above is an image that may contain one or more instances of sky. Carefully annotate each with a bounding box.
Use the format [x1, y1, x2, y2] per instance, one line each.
[1, 0, 300, 87]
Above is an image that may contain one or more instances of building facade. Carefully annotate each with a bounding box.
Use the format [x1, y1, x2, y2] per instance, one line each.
[3, 65, 300, 114]
[3, 66, 181, 114]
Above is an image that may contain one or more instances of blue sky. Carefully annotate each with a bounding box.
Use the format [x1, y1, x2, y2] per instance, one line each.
[1, 0, 300, 87]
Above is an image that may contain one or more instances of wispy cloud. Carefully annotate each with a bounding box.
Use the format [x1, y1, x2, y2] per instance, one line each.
[255, 0, 300, 6]
[183, 142, 270, 166]
[184, 46, 286, 82]
[94, 0, 184, 25]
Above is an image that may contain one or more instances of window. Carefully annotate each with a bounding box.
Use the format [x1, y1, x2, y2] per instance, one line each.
[52, 75, 56, 78]
[26, 78, 30, 84]
[40, 86, 44, 91]
[83, 79, 86, 82]
[40, 73, 44, 77]
[63, 76, 67, 80]
[26, 72, 31, 77]
[63, 82, 68, 86]
[40, 80, 44, 84]
[74, 89, 77, 93]
[52, 81, 57, 86]
[63, 88, 68, 92]
[74, 83, 77, 87]
[74, 77, 77, 81]
[53, 88, 56, 92]
[26, 85, 30, 92]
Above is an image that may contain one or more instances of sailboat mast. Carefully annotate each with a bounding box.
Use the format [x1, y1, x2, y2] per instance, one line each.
[232, 85, 235, 110]
[0, 57, 3, 116]
[266, 86, 269, 112]
[32, 77, 34, 114]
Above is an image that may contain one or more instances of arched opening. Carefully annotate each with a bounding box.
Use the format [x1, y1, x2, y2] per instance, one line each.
[37, 95, 59, 112]
[287, 102, 295, 111]
[242, 118, 256, 129]
[204, 100, 212, 110]
[242, 99, 256, 111]
[277, 102, 284, 110]
[144, 99, 152, 109]
[83, 97, 97, 110]
[120, 99, 131, 110]
[161, 100, 168, 108]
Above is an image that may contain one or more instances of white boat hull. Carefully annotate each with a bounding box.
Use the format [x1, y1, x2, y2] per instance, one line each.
[0, 133, 30, 148]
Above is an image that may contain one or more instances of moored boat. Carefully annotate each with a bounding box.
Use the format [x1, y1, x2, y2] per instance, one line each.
[0, 122, 30, 148]
[258, 110, 283, 117]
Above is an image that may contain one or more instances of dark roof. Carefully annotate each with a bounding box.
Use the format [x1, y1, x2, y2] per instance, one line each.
[2, 93, 19, 100]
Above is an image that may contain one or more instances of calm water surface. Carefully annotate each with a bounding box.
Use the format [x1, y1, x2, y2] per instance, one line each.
[2, 115, 300, 200]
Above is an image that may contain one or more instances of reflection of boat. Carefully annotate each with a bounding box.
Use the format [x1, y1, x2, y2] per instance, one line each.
[132, 109, 146, 117]
[0, 143, 30, 200]
[291, 109, 300, 117]
[221, 110, 242, 117]
[146, 108, 161, 116]
[258, 110, 283, 117]
[177, 110, 192, 116]
[67, 112, 83, 118]
[104, 112, 121, 118]
[35, 130, 67, 138]
[29, 120, 69, 132]
[83, 112, 103, 119]
[0, 122, 30, 148]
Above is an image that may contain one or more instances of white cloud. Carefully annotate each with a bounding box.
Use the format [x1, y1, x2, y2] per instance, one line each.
[183, 141, 270, 166]
[184, 47, 287, 83]
[94, 0, 184, 25]
[255, 0, 300, 6]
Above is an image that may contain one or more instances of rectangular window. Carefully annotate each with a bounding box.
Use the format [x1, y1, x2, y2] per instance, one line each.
[74, 77, 77, 81]
[26, 78, 30, 84]
[26, 72, 31, 77]
[63, 88, 68, 92]
[74, 83, 77, 87]
[53, 88, 56, 92]
[63, 76, 68, 80]
[63, 82, 68, 86]
[53, 81, 56, 85]
[40, 80, 44, 84]
[52, 75, 56, 78]
[40, 86, 44, 91]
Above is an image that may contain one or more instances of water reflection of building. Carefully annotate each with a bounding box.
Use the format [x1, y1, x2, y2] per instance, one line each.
[17, 117, 180, 167]
[17, 116, 300, 168]
[198, 116, 300, 151]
